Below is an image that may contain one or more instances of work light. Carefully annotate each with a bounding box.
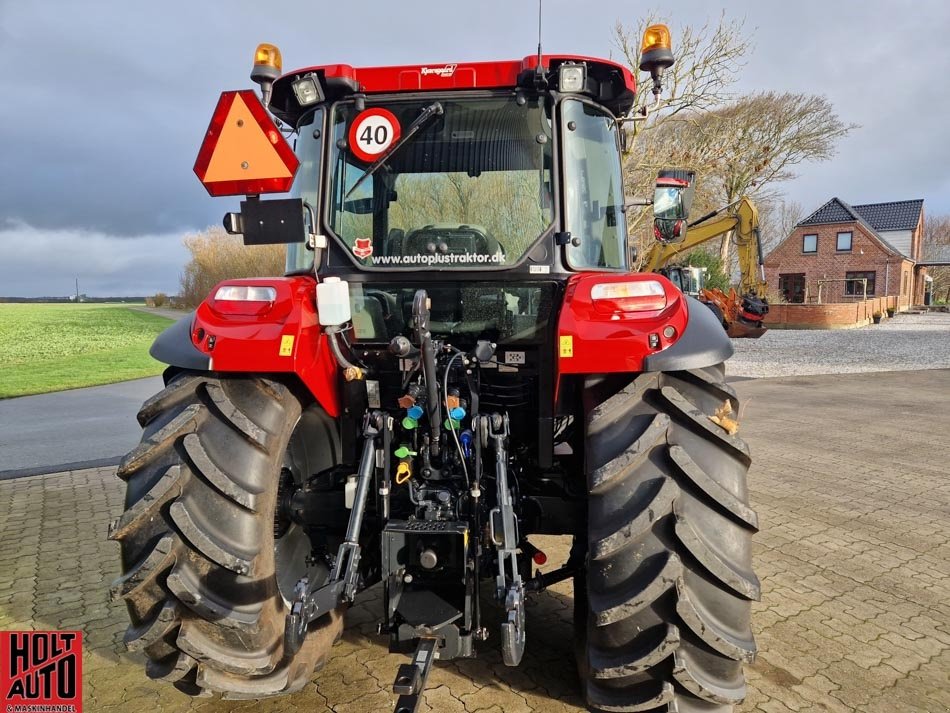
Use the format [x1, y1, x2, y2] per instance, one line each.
[558, 63, 586, 93]
[292, 74, 324, 106]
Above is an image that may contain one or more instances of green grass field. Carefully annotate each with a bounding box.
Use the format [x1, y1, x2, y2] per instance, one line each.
[0, 304, 175, 399]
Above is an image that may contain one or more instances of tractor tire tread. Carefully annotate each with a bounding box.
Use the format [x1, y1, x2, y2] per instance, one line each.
[581, 367, 757, 713]
[112, 371, 340, 697]
[183, 433, 259, 511]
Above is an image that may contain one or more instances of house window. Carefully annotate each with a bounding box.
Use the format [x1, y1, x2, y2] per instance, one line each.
[902, 272, 909, 295]
[845, 271, 876, 296]
[779, 273, 806, 303]
[836, 231, 852, 251]
[802, 234, 817, 253]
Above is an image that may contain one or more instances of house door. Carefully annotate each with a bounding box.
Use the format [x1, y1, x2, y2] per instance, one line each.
[779, 273, 806, 303]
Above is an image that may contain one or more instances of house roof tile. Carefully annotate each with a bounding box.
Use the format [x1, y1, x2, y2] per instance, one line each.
[797, 197, 857, 226]
[852, 199, 924, 232]
[796, 196, 919, 257]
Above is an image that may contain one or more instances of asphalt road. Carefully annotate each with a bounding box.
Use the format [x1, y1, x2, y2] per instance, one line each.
[0, 376, 162, 478]
[2, 311, 945, 479]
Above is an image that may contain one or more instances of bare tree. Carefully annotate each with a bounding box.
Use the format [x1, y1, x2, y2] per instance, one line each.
[179, 227, 285, 307]
[613, 15, 854, 275]
[613, 13, 751, 263]
[633, 91, 854, 267]
[704, 93, 854, 264]
[921, 214, 950, 303]
[758, 198, 804, 257]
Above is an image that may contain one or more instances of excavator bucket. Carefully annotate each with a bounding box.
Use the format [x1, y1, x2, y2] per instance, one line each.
[727, 321, 767, 339]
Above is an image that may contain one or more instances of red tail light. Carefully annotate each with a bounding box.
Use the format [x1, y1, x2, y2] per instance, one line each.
[208, 284, 278, 316]
[590, 279, 668, 314]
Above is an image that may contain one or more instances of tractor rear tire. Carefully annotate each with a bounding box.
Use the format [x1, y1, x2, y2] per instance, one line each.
[109, 371, 344, 698]
[706, 303, 727, 330]
[579, 365, 759, 712]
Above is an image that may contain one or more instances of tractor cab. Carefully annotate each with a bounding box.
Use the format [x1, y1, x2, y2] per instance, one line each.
[269, 57, 636, 279]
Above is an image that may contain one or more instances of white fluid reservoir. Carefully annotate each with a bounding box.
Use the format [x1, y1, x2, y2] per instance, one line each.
[344, 474, 357, 509]
[316, 276, 352, 326]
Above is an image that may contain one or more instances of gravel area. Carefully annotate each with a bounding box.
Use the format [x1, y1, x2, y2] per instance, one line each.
[727, 311, 950, 378]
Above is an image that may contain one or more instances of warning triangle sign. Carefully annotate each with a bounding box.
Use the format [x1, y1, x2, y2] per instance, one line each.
[194, 90, 300, 197]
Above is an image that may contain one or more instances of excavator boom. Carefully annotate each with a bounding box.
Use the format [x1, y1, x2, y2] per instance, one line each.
[643, 196, 770, 337]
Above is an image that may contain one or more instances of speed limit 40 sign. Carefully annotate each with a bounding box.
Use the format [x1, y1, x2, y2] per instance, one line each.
[348, 108, 402, 163]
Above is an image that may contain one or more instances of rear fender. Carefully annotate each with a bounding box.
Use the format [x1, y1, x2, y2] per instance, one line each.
[642, 295, 734, 371]
[150, 313, 210, 371]
[555, 273, 732, 380]
[150, 276, 340, 417]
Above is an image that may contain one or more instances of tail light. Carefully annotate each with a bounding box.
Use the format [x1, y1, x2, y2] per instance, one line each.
[209, 284, 278, 316]
[214, 285, 277, 302]
[591, 280, 667, 314]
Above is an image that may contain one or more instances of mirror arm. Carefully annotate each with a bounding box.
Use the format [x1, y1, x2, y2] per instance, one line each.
[624, 199, 652, 211]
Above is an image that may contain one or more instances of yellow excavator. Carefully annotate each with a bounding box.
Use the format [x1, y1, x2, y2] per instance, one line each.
[644, 178, 770, 338]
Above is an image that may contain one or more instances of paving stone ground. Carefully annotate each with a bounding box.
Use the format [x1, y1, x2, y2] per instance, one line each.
[1, 369, 948, 712]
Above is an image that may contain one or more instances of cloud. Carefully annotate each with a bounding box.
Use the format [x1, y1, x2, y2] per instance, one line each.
[0, 220, 189, 297]
[2, 0, 949, 289]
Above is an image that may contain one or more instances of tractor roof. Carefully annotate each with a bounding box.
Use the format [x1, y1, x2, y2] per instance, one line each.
[270, 55, 636, 124]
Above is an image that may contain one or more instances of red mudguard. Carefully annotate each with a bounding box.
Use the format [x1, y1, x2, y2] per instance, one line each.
[190, 276, 341, 417]
[556, 273, 689, 374]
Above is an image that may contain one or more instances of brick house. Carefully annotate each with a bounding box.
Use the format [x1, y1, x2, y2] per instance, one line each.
[764, 197, 925, 310]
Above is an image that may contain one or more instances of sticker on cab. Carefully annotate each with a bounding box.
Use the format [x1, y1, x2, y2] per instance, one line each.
[279, 335, 295, 356]
[353, 237, 373, 259]
[348, 108, 401, 163]
[559, 335, 574, 358]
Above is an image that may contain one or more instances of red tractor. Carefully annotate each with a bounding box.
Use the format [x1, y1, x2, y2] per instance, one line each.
[111, 29, 758, 713]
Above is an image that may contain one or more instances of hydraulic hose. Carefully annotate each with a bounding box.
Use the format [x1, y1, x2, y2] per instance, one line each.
[325, 326, 359, 371]
[413, 290, 442, 459]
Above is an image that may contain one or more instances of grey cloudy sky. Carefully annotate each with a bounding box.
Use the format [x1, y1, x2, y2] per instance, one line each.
[1, 0, 949, 296]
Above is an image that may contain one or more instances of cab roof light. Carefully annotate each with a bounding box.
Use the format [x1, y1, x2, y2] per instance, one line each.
[253, 43, 282, 73]
[292, 74, 324, 106]
[558, 62, 586, 93]
[591, 280, 668, 313]
[640, 24, 672, 56]
[639, 24, 675, 104]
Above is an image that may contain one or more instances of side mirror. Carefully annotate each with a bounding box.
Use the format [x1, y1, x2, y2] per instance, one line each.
[653, 169, 695, 221]
[652, 169, 695, 243]
[653, 218, 687, 244]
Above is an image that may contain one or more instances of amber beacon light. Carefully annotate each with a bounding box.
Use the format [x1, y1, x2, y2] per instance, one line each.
[251, 42, 283, 107]
[640, 24, 672, 55]
[639, 24, 675, 102]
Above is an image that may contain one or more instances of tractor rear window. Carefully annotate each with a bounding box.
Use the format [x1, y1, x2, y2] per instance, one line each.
[347, 283, 555, 344]
[327, 96, 554, 269]
[561, 99, 627, 270]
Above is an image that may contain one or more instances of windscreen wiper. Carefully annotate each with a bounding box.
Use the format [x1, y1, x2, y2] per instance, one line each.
[344, 102, 444, 200]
